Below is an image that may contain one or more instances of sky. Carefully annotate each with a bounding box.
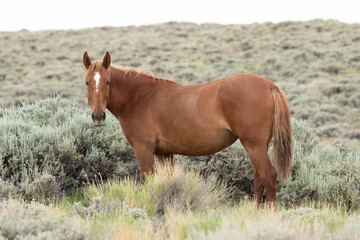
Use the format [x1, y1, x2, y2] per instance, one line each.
[0, 0, 359, 31]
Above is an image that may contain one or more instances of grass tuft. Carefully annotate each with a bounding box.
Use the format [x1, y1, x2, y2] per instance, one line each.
[82, 163, 227, 218]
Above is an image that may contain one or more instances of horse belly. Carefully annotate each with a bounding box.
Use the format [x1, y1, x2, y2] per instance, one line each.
[157, 128, 238, 156]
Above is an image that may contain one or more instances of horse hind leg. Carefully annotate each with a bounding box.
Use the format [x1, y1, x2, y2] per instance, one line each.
[247, 144, 277, 205]
[229, 113, 276, 206]
[238, 140, 277, 206]
[254, 170, 265, 205]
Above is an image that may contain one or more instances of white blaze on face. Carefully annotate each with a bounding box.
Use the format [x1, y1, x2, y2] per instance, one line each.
[94, 72, 101, 93]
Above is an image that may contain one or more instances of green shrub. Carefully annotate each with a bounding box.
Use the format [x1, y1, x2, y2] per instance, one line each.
[126, 207, 147, 219]
[0, 95, 136, 201]
[72, 199, 101, 218]
[1, 96, 359, 209]
[22, 173, 62, 202]
[279, 145, 360, 209]
[0, 199, 87, 240]
[0, 179, 17, 199]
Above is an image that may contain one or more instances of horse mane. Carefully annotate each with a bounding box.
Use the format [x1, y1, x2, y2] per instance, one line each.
[89, 61, 173, 83]
[115, 66, 171, 83]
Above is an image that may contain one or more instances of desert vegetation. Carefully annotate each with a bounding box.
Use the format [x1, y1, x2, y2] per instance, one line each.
[1, 20, 360, 239]
[0, 96, 359, 239]
[1, 20, 360, 147]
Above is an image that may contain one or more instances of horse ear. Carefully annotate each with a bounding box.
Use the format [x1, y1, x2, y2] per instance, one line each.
[102, 52, 111, 69]
[83, 51, 91, 69]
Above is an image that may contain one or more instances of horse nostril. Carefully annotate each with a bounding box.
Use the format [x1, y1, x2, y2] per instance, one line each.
[92, 112, 106, 123]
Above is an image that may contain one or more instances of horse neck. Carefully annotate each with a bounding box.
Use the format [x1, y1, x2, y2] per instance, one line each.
[106, 66, 159, 118]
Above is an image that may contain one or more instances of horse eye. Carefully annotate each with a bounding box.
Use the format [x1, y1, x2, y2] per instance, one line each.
[86, 82, 89, 86]
[106, 81, 110, 85]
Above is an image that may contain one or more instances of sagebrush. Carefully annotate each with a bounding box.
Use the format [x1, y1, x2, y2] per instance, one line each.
[0, 96, 359, 209]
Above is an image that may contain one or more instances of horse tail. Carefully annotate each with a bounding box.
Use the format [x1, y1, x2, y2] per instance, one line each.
[271, 86, 292, 180]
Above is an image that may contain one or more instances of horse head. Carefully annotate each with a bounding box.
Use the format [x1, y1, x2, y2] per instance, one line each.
[82, 51, 111, 126]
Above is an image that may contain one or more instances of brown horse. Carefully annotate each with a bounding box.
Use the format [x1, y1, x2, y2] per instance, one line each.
[82, 51, 292, 205]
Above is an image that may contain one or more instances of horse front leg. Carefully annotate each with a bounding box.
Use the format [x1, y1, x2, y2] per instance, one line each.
[133, 143, 155, 181]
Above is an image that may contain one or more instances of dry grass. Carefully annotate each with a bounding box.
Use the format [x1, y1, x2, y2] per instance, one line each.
[82, 163, 227, 217]
[1, 164, 360, 240]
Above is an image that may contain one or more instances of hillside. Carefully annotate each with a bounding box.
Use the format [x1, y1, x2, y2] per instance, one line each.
[1, 20, 360, 239]
[0, 20, 359, 147]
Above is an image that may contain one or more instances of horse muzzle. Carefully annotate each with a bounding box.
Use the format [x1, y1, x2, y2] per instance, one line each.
[92, 112, 106, 126]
